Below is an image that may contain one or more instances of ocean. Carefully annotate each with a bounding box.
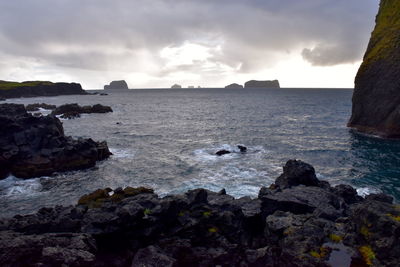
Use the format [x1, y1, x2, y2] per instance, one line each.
[1, 88, 400, 218]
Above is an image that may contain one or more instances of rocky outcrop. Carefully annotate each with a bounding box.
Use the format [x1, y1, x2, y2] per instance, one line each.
[0, 81, 87, 99]
[25, 103, 56, 112]
[225, 83, 244, 89]
[51, 103, 113, 118]
[171, 84, 182, 89]
[0, 104, 111, 179]
[104, 80, 129, 90]
[0, 159, 398, 266]
[244, 80, 280, 88]
[348, 0, 400, 138]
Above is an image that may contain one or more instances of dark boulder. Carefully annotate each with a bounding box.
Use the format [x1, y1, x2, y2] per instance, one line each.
[274, 159, 320, 189]
[0, 103, 111, 179]
[51, 103, 113, 117]
[215, 150, 231, 156]
[238, 145, 247, 153]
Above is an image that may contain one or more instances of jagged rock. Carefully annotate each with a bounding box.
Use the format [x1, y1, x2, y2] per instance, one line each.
[0, 103, 111, 179]
[225, 83, 244, 89]
[0, 80, 86, 99]
[51, 103, 113, 117]
[0, 160, 398, 266]
[25, 103, 56, 112]
[274, 159, 320, 189]
[104, 80, 129, 90]
[244, 80, 280, 88]
[238, 145, 247, 153]
[348, 0, 400, 138]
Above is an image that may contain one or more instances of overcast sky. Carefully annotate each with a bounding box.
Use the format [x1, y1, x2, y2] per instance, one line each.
[0, 0, 379, 89]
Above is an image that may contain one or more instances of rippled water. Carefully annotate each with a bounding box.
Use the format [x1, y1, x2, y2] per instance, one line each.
[1, 88, 400, 217]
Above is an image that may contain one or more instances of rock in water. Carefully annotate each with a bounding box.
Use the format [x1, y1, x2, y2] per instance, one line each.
[215, 149, 231, 156]
[225, 83, 244, 89]
[0, 103, 112, 179]
[51, 103, 113, 116]
[348, 0, 400, 138]
[104, 80, 129, 90]
[244, 80, 280, 88]
[237, 145, 247, 153]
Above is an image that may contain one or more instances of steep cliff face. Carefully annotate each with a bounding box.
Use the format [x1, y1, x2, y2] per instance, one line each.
[0, 81, 86, 99]
[348, 0, 400, 137]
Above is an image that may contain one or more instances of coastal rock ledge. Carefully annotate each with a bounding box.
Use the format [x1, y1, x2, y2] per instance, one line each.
[0, 104, 111, 179]
[0, 160, 398, 266]
[348, 0, 400, 137]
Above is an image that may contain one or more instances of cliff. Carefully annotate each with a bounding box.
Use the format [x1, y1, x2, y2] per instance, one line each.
[244, 80, 280, 88]
[104, 80, 129, 90]
[348, 0, 400, 137]
[0, 160, 398, 266]
[0, 81, 86, 99]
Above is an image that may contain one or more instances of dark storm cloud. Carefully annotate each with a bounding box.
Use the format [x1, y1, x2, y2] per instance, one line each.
[0, 0, 378, 75]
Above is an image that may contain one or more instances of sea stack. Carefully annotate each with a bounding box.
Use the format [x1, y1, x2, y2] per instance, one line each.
[348, 0, 400, 138]
[104, 80, 129, 90]
[244, 80, 280, 88]
[225, 83, 244, 89]
[171, 84, 182, 89]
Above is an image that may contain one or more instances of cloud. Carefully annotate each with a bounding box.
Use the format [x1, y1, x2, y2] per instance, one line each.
[0, 0, 379, 88]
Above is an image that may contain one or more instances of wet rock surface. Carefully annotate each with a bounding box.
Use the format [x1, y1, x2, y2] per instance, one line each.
[0, 159, 398, 266]
[51, 103, 113, 117]
[25, 103, 57, 112]
[0, 103, 112, 179]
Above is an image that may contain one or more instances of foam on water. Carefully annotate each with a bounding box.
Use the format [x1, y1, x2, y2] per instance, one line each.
[193, 144, 268, 162]
[0, 176, 43, 197]
[356, 187, 382, 197]
[109, 148, 135, 159]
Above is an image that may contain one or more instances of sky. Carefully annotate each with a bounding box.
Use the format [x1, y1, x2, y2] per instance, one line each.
[0, 0, 379, 89]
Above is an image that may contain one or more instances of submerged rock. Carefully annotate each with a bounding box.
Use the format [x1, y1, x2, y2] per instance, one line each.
[215, 149, 231, 156]
[348, 0, 400, 138]
[0, 160, 398, 266]
[25, 103, 56, 112]
[0, 103, 112, 179]
[51, 103, 113, 117]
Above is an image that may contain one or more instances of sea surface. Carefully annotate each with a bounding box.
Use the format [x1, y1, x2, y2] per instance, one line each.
[1, 88, 400, 218]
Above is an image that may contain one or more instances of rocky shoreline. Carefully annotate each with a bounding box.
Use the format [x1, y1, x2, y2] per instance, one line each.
[0, 160, 398, 267]
[0, 103, 111, 179]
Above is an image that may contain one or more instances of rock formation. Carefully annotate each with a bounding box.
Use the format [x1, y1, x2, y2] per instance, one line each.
[0, 160, 398, 266]
[225, 83, 244, 89]
[0, 81, 86, 99]
[51, 103, 113, 118]
[244, 80, 280, 88]
[171, 84, 182, 89]
[25, 103, 57, 112]
[104, 80, 129, 90]
[348, 0, 400, 138]
[0, 104, 111, 179]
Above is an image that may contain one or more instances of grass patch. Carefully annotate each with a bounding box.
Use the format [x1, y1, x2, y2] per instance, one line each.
[0, 80, 53, 90]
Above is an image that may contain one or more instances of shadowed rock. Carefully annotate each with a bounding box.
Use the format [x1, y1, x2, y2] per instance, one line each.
[104, 80, 129, 90]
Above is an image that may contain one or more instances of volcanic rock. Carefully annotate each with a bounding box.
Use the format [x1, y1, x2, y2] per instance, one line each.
[215, 150, 231, 156]
[51, 103, 113, 117]
[225, 83, 244, 89]
[25, 103, 57, 112]
[348, 0, 400, 137]
[0, 160, 398, 266]
[0, 103, 111, 179]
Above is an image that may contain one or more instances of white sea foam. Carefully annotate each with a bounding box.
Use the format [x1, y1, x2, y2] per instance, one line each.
[0, 175, 42, 196]
[110, 148, 135, 159]
[193, 144, 268, 162]
[356, 187, 382, 197]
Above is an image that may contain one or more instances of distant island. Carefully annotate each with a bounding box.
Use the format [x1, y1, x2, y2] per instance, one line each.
[171, 84, 182, 89]
[244, 80, 280, 88]
[0, 80, 86, 99]
[225, 83, 244, 89]
[104, 80, 129, 90]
